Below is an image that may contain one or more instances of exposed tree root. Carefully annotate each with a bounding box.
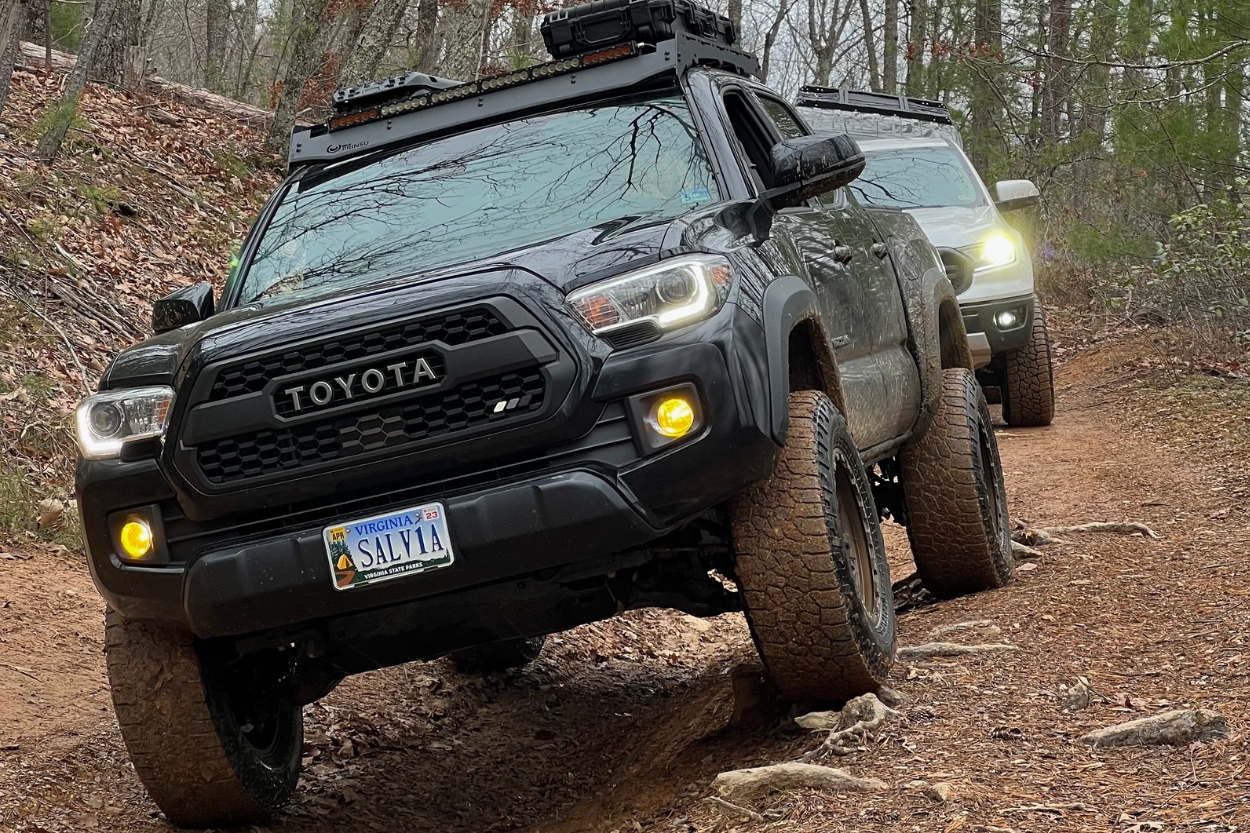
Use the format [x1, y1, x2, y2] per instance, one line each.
[796, 693, 901, 760]
[898, 642, 1017, 659]
[1012, 519, 1159, 548]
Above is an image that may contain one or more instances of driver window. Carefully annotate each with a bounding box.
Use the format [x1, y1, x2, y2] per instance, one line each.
[723, 91, 776, 192]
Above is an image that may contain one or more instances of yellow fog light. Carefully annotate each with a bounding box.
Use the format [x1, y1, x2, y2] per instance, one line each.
[651, 397, 696, 438]
[119, 519, 153, 559]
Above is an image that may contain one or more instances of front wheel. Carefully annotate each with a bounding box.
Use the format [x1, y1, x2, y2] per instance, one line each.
[901, 368, 1013, 598]
[105, 609, 302, 828]
[1001, 306, 1055, 427]
[731, 390, 895, 702]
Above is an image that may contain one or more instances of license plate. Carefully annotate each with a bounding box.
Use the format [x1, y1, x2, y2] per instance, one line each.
[324, 502, 454, 591]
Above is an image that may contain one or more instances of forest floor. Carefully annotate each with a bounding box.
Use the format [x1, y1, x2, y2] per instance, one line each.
[1, 62, 1248, 833]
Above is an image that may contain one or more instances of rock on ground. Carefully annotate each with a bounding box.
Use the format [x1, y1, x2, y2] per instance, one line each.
[713, 762, 887, 803]
[1079, 709, 1229, 747]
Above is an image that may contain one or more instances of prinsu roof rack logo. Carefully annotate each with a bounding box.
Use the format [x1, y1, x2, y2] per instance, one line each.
[327, 140, 370, 154]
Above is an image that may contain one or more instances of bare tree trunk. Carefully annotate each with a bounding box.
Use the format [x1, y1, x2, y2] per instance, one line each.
[0, 0, 27, 115]
[925, 0, 943, 97]
[1041, 0, 1069, 145]
[882, 0, 897, 91]
[858, 0, 881, 90]
[233, 0, 260, 98]
[412, 0, 439, 71]
[967, 0, 1000, 170]
[95, 0, 141, 84]
[35, 0, 120, 163]
[266, 0, 332, 153]
[205, 0, 230, 90]
[903, 0, 926, 95]
[23, 0, 49, 70]
[334, 0, 372, 84]
[727, 0, 742, 34]
[759, 0, 790, 83]
[338, 0, 408, 87]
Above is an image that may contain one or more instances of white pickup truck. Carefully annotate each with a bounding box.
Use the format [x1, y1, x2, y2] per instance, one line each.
[795, 87, 1055, 427]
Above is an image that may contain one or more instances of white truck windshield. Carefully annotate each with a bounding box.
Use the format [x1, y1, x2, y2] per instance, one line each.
[851, 146, 983, 210]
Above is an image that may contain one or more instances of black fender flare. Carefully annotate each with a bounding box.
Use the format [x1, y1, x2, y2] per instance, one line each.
[761, 275, 847, 444]
[890, 239, 973, 441]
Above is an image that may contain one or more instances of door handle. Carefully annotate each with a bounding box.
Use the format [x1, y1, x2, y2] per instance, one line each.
[871, 242, 889, 259]
[833, 244, 854, 264]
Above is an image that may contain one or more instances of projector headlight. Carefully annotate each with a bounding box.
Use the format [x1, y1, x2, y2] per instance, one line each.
[975, 233, 1018, 271]
[566, 255, 733, 336]
[75, 387, 173, 460]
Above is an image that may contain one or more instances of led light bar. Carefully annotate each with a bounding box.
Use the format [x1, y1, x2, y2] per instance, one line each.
[325, 43, 641, 133]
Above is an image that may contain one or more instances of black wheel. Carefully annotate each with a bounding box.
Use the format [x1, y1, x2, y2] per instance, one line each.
[901, 368, 1013, 598]
[1001, 306, 1055, 427]
[730, 390, 895, 702]
[105, 608, 302, 828]
[450, 635, 546, 674]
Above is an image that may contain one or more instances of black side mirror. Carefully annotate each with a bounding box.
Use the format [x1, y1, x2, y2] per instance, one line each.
[152, 282, 215, 333]
[736, 134, 866, 241]
[767, 134, 866, 209]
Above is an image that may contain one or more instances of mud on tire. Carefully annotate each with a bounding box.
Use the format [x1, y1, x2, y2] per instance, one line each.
[901, 368, 1013, 598]
[451, 635, 546, 674]
[105, 608, 302, 828]
[1002, 306, 1055, 427]
[731, 390, 895, 702]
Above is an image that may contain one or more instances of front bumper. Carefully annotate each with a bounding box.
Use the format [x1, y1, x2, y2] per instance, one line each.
[78, 301, 779, 639]
[960, 294, 1034, 368]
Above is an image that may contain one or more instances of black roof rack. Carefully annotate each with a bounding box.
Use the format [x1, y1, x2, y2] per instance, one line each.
[290, 0, 757, 168]
[794, 86, 952, 125]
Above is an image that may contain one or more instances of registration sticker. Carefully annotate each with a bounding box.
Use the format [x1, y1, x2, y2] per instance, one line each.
[324, 502, 454, 591]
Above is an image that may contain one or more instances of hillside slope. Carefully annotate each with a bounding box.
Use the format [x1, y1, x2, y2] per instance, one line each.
[0, 63, 279, 543]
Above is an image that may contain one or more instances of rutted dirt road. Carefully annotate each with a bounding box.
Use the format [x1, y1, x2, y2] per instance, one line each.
[1, 341, 1247, 832]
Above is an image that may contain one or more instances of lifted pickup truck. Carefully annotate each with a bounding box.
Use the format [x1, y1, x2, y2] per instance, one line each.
[795, 88, 1055, 426]
[74, 1, 1013, 826]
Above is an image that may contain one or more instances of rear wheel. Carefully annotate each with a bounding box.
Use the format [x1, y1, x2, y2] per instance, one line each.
[105, 609, 302, 829]
[731, 390, 894, 702]
[450, 636, 546, 674]
[1001, 306, 1055, 427]
[901, 368, 1013, 598]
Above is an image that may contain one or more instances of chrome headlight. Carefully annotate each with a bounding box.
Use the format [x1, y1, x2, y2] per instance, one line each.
[970, 233, 1018, 271]
[566, 255, 733, 336]
[74, 387, 173, 460]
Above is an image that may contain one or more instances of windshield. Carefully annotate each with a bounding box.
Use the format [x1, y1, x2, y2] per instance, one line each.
[850, 146, 984, 210]
[237, 94, 720, 303]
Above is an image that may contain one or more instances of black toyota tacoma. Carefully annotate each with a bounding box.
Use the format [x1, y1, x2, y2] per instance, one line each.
[74, 1, 1013, 826]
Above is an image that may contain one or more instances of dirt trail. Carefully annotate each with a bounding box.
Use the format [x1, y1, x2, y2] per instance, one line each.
[1, 347, 1247, 832]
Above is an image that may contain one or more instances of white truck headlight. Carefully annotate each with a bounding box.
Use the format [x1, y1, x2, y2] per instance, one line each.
[75, 387, 174, 460]
[975, 233, 1017, 271]
[566, 255, 733, 336]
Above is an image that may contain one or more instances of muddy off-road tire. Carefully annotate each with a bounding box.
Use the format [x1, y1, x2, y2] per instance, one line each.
[451, 636, 546, 674]
[901, 368, 1014, 598]
[105, 608, 302, 828]
[731, 390, 895, 702]
[1001, 306, 1055, 427]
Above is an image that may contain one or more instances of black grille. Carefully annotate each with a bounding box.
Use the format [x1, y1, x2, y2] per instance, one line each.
[208, 309, 508, 401]
[197, 369, 546, 484]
